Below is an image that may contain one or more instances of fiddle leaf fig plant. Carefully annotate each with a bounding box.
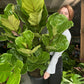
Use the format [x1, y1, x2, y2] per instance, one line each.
[0, 0, 74, 84]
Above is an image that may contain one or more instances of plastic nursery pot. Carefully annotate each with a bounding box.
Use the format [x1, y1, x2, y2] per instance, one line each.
[27, 72, 48, 84]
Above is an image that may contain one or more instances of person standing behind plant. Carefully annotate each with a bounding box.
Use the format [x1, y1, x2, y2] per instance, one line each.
[43, 5, 74, 84]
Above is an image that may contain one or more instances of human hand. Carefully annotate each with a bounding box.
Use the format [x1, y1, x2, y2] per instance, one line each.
[43, 72, 50, 79]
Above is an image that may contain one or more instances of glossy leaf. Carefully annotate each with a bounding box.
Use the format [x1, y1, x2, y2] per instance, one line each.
[0, 15, 20, 31]
[27, 50, 49, 72]
[0, 33, 16, 41]
[0, 53, 12, 64]
[61, 71, 84, 84]
[47, 13, 74, 38]
[0, 63, 13, 83]
[4, 4, 15, 16]
[15, 30, 34, 49]
[17, 45, 41, 56]
[6, 60, 23, 84]
[0, 35, 8, 41]
[28, 10, 43, 26]
[15, 36, 27, 48]
[0, 72, 11, 83]
[21, 63, 28, 74]
[22, 0, 44, 13]
[8, 48, 23, 61]
[42, 34, 49, 46]
[37, 51, 50, 64]
[15, 60, 23, 70]
[7, 72, 21, 84]
[39, 4, 48, 28]
[16, 0, 22, 6]
[46, 34, 69, 52]
[14, 5, 29, 23]
[22, 0, 44, 25]
[22, 30, 34, 49]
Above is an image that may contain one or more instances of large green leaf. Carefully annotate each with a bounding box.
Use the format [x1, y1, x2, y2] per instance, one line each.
[7, 73, 21, 84]
[15, 60, 23, 70]
[0, 15, 20, 31]
[0, 63, 13, 72]
[37, 51, 50, 64]
[27, 60, 47, 72]
[27, 50, 49, 72]
[39, 4, 48, 28]
[46, 34, 69, 52]
[28, 10, 43, 26]
[21, 0, 44, 25]
[27, 48, 42, 63]
[0, 63, 13, 83]
[17, 45, 41, 56]
[16, 0, 22, 6]
[47, 13, 74, 38]
[15, 5, 29, 24]
[15, 36, 27, 48]
[15, 30, 34, 49]
[21, 63, 28, 74]
[0, 32, 16, 42]
[0, 16, 14, 35]
[0, 34, 8, 41]
[70, 74, 84, 84]
[6, 60, 23, 84]
[27, 62, 38, 72]
[61, 71, 84, 84]
[22, 0, 44, 13]
[4, 4, 15, 16]
[0, 72, 11, 83]
[0, 54, 23, 84]
[42, 34, 49, 46]
[0, 53, 12, 64]
[39, 65, 47, 76]
[27, 55, 38, 63]
[8, 48, 23, 61]
[7, 42, 16, 48]
[27, 62, 47, 73]
[17, 48, 31, 57]
[22, 30, 34, 49]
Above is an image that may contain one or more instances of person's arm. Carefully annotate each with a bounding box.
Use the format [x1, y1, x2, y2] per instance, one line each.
[46, 51, 63, 74]
[44, 29, 71, 79]
[44, 52, 63, 79]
